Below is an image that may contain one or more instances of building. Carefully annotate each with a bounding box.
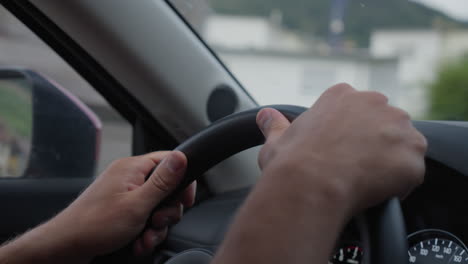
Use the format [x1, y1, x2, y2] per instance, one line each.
[371, 30, 468, 117]
[203, 14, 402, 113]
[216, 47, 398, 107]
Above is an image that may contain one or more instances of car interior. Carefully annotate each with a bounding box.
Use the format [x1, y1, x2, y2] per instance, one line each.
[1, 1, 468, 264]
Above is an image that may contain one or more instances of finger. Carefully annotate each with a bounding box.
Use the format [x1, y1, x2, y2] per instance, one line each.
[256, 108, 291, 144]
[138, 151, 173, 176]
[140, 151, 187, 206]
[179, 181, 197, 208]
[133, 238, 144, 257]
[166, 181, 197, 207]
[117, 151, 173, 181]
[318, 83, 357, 104]
[133, 227, 168, 257]
[142, 151, 172, 164]
[151, 203, 183, 229]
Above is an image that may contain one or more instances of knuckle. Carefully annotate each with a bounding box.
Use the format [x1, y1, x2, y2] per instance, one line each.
[397, 153, 425, 188]
[413, 132, 428, 154]
[394, 108, 411, 121]
[327, 83, 355, 95]
[365, 91, 389, 105]
[379, 125, 401, 144]
[349, 91, 388, 106]
[111, 157, 135, 167]
[149, 171, 175, 193]
[269, 119, 288, 132]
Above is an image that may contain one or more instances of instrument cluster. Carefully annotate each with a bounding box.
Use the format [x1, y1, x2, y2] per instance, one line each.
[330, 229, 468, 264]
[330, 160, 468, 264]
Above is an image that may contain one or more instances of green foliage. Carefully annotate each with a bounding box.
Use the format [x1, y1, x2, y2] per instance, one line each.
[208, 0, 466, 47]
[428, 58, 468, 120]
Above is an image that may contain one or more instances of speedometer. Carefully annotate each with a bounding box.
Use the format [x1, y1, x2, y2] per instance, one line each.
[408, 229, 468, 264]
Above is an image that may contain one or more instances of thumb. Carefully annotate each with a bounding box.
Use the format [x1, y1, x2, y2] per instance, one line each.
[256, 108, 291, 144]
[141, 151, 187, 205]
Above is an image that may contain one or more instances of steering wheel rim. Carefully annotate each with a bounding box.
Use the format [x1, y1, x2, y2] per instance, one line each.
[164, 105, 408, 264]
[97, 105, 408, 264]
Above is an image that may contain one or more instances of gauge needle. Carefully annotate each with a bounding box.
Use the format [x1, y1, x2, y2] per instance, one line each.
[352, 247, 358, 259]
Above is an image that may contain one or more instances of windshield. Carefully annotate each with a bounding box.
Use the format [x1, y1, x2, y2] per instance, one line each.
[169, 0, 468, 120]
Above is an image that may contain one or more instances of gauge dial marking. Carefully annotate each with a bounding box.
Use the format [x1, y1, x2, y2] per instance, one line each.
[331, 245, 363, 264]
[408, 229, 468, 264]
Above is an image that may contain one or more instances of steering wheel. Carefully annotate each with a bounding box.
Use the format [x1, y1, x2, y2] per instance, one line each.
[98, 105, 408, 264]
[168, 105, 408, 264]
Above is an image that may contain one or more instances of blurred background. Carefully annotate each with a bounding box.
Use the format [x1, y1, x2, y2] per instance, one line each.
[172, 0, 468, 120]
[1, 0, 468, 176]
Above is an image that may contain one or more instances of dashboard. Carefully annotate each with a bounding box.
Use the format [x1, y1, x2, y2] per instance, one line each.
[331, 159, 468, 264]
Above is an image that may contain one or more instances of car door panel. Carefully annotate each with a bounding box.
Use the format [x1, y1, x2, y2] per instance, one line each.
[0, 178, 91, 242]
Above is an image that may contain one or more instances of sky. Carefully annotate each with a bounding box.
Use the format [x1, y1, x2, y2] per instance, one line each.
[414, 0, 468, 21]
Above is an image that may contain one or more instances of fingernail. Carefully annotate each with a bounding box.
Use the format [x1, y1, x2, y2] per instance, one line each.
[165, 153, 184, 173]
[258, 110, 272, 131]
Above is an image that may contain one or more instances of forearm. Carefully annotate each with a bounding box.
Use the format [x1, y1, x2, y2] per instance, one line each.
[0, 216, 91, 264]
[212, 165, 351, 264]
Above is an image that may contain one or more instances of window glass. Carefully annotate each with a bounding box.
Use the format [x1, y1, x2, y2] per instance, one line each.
[0, 78, 32, 177]
[0, 7, 131, 177]
[169, 0, 468, 120]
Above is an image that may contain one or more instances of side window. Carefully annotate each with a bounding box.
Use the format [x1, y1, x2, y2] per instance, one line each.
[0, 7, 131, 178]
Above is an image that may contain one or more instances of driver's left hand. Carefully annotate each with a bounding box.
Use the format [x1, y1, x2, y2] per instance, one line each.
[50, 151, 195, 259]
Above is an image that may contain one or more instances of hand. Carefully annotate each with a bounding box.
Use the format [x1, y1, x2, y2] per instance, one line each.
[49, 151, 196, 259]
[256, 83, 426, 215]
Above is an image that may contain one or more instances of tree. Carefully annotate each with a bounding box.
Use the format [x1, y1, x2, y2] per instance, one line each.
[429, 57, 468, 120]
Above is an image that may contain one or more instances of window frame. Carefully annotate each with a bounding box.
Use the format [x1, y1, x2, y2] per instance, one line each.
[0, 0, 179, 154]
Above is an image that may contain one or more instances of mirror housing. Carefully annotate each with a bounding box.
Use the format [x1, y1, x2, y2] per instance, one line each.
[0, 69, 101, 178]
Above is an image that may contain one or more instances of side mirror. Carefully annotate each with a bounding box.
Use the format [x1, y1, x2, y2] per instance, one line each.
[0, 69, 101, 178]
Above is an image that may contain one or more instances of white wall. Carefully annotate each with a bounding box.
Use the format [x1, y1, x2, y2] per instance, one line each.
[370, 30, 443, 117]
[203, 15, 308, 51]
[370, 29, 468, 117]
[217, 50, 399, 109]
[371, 30, 442, 83]
[441, 31, 468, 61]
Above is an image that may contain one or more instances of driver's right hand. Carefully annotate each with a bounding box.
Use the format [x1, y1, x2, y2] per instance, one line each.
[256, 83, 427, 216]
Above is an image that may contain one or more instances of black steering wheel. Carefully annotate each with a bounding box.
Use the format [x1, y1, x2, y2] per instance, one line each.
[99, 105, 409, 264]
[169, 105, 408, 264]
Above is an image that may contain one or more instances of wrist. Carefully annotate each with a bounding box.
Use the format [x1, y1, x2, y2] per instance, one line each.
[260, 156, 354, 218]
[41, 216, 94, 263]
[45, 209, 99, 262]
[214, 157, 353, 264]
[0, 218, 92, 264]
